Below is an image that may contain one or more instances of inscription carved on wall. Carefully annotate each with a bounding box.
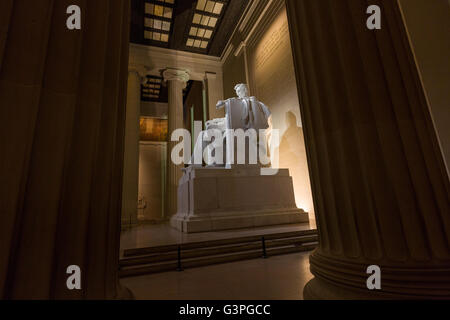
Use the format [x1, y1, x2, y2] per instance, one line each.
[250, 11, 299, 126]
[254, 22, 289, 72]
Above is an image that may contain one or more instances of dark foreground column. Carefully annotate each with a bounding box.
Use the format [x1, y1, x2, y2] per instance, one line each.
[0, 0, 131, 299]
[286, 0, 449, 299]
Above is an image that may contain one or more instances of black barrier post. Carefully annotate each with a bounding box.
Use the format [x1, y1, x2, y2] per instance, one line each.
[262, 237, 267, 259]
[177, 245, 183, 271]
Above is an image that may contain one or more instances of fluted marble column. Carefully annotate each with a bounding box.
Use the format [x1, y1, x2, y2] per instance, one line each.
[121, 65, 145, 227]
[0, 0, 131, 299]
[286, 0, 450, 299]
[163, 69, 190, 217]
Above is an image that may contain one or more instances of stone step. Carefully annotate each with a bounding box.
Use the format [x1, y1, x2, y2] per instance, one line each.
[120, 235, 318, 267]
[119, 230, 318, 278]
[122, 229, 318, 257]
[119, 244, 317, 278]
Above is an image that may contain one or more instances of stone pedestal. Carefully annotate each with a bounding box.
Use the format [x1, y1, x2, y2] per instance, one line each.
[171, 166, 308, 233]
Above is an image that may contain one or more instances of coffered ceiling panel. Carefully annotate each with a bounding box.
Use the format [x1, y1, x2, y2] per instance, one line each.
[131, 0, 250, 57]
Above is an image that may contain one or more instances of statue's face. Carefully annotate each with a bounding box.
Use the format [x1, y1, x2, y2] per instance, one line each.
[235, 85, 249, 98]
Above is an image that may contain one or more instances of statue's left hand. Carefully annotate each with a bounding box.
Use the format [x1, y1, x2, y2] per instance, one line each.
[216, 100, 226, 109]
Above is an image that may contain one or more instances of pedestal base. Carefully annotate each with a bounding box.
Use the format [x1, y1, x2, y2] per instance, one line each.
[171, 166, 309, 233]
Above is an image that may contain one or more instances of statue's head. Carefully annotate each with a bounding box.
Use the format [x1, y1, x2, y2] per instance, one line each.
[234, 83, 249, 98]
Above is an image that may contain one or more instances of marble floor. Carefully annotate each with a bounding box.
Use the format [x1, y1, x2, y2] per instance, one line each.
[120, 220, 317, 251]
[121, 251, 313, 300]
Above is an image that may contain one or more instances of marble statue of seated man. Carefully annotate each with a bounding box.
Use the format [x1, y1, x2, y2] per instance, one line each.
[190, 83, 272, 167]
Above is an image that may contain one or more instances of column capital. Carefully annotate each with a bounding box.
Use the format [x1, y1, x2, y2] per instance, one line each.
[162, 68, 190, 84]
[234, 41, 247, 57]
[204, 72, 217, 80]
[128, 64, 147, 84]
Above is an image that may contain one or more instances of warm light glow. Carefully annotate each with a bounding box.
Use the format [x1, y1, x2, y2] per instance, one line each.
[140, 117, 168, 142]
[186, 38, 209, 49]
[252, 8, 315, 214]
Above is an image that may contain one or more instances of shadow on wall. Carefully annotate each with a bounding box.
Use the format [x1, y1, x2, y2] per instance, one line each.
[276, 111, 314, 217]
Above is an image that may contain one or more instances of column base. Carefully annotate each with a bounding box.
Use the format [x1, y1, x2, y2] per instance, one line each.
[115, 283, 135, 300]
[305, 251, 450, 300]
[304, 277, 391, 300]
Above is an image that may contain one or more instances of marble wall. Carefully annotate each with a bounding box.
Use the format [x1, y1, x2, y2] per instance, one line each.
[239, 6, 314, 215]
[223, 52, 247, 100]
[184, 81, 205, 131]
[399, 0, 450, 176]
[138, 142, 167, 222]
[141, 101, 168, 118]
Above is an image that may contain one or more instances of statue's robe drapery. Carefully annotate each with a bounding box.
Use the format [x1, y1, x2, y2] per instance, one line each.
[224, 97, 271, 131]
[189, 96, 272, 167]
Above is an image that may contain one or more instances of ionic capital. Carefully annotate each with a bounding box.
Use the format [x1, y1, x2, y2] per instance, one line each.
[128, 64, 147, 84]
[162, 68, 190, 84]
